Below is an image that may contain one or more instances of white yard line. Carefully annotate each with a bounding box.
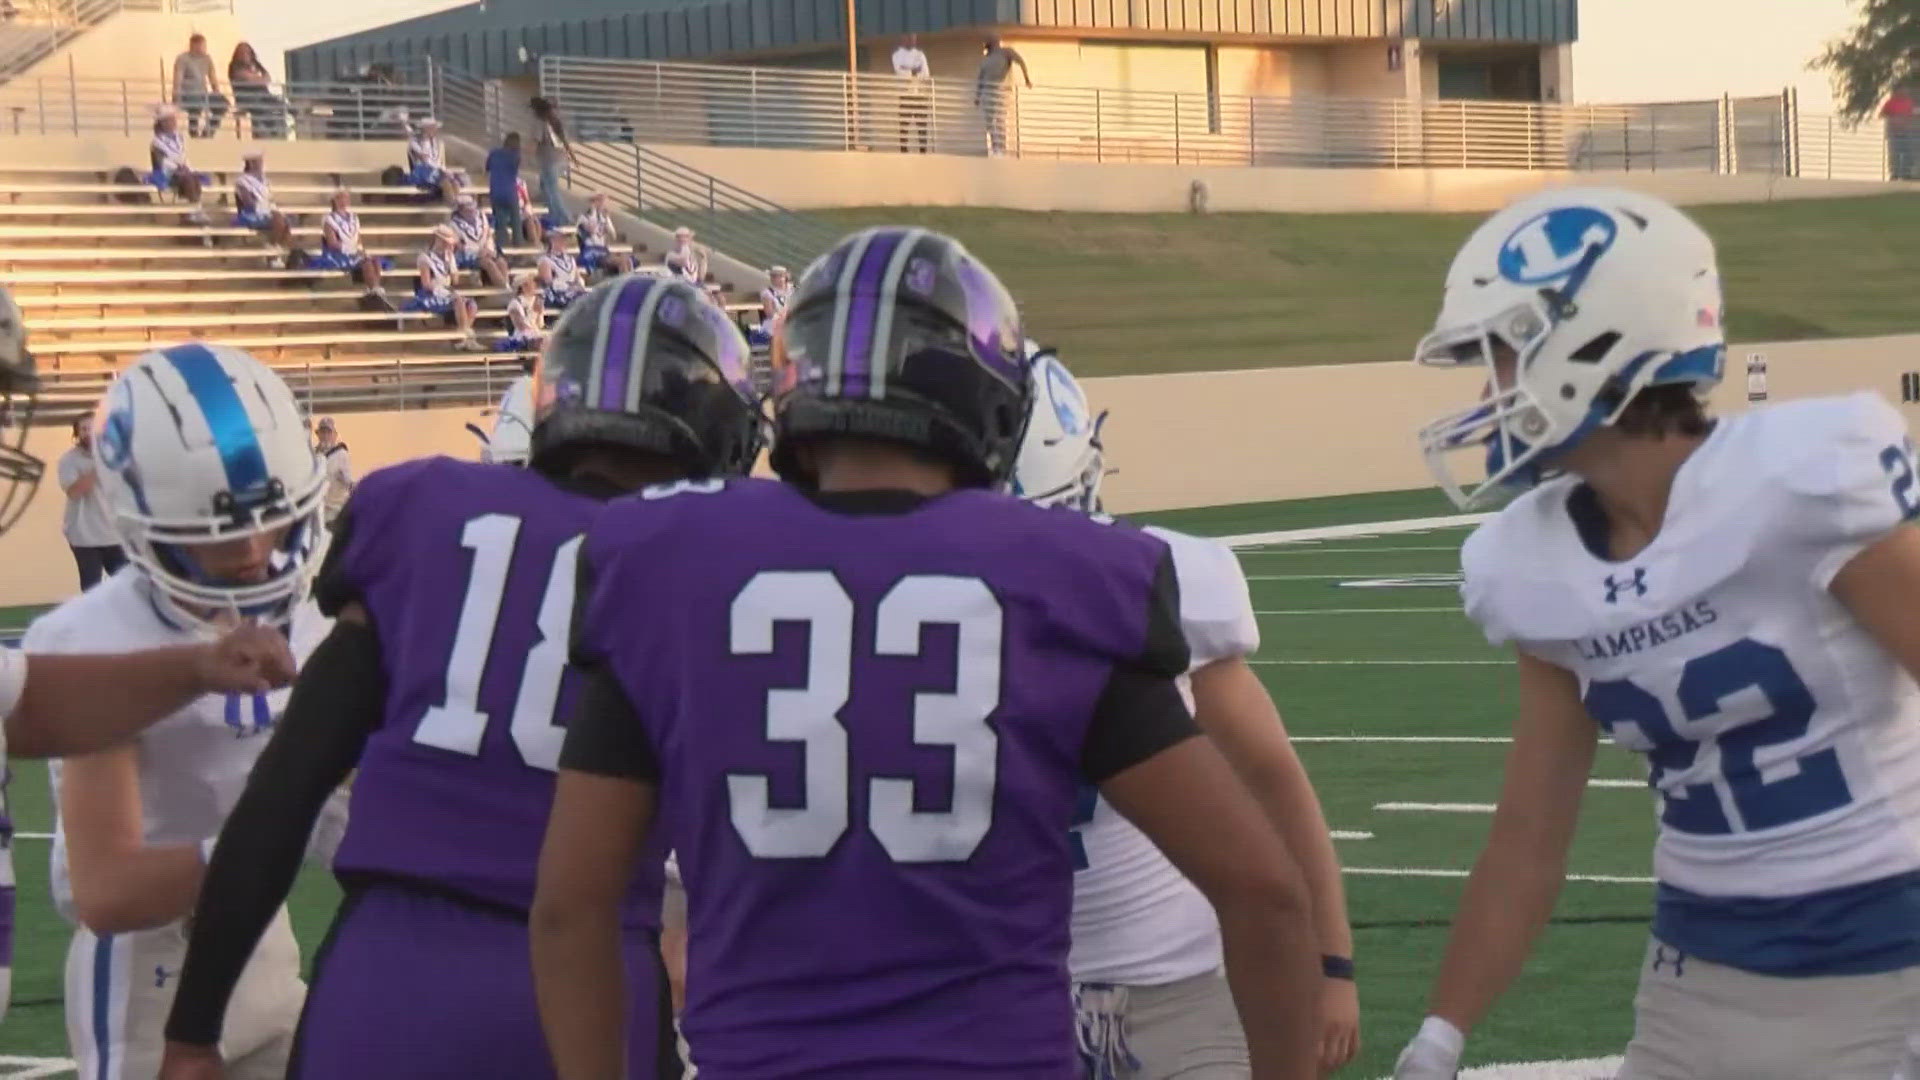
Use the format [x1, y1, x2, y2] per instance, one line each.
[1291, 735, 1511, 743]
[1250, 658, 1504, 666]
[1344, 867, 1653, 884]
[0, 1058, 78, 1079]
[1236, 545, 1463, 554]
[1329, 830, 1374, 840]
[1246, 573, 1456, 581]
[1216, 513, 1488, 549]
[1254, 607, 1463, 615]
[1377, 801, 1498, 813]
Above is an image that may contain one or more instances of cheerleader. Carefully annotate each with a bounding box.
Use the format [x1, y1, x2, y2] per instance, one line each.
[574, 193, 634, 279]
[409, 224, 484, 351]
[536, 230, 585, 311]
[310, 189, 391, 308]
[448, 196, 509, 288]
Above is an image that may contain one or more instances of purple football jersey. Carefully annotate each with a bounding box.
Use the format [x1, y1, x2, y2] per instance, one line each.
[574, 479, 1187, 1078]
[321, 456, 664, 924]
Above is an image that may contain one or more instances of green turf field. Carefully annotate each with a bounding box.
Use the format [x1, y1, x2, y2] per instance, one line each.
[0, 487, 1660, 1078]
[817, 195, 1920, 377]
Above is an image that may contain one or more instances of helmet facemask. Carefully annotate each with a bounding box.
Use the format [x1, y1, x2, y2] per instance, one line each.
[119, 471, 327, 634]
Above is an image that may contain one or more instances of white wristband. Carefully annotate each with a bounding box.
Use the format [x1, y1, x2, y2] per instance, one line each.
[1417, 1015, 1466, 1057]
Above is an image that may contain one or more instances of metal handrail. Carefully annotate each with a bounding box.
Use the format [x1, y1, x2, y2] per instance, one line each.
[435, 62, 840, 274]
[35, 352, 526, 425]
[0, 72, 429, 138]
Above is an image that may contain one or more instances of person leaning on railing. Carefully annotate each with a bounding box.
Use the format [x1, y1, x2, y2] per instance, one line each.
[172, 33, 227, 138]
[228, 42, 287, 140]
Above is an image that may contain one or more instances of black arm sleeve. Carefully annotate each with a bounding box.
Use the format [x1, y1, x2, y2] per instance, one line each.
[558, 665, 659, 783]
[312, 503, 360, 616]
[1079, 664, 1200, 784]
[1138, 545, 1191, 678]
[164, 620, 387, 1047]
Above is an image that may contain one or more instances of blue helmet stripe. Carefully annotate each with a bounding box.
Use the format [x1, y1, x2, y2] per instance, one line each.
[160, 344, 270, 503]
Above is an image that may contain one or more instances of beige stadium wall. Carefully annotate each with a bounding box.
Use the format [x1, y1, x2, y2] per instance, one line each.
[637, 143, 1917, 212]
[2, 333, 1918, 607]
[16, 11, 245, 89]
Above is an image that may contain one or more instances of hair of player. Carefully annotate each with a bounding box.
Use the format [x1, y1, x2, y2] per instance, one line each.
[538, 441, 687, 492]
[1612, 383, 1712, 439]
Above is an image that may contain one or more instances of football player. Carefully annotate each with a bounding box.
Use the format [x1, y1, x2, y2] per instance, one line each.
[532, 226, 1323, 1080]
[0, 304, 299, 1029]
[157, 274, 762, 1080]
[1013, 344, 1360, 1078]
[32, 343, 330, 1080]
[1393, 187, 1920, 1079]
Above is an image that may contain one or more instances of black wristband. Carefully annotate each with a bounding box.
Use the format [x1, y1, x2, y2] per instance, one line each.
[1321, 954, 1355, 980]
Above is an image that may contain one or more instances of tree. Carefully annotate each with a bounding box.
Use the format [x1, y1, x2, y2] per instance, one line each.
[1815, 0, 1920, 121]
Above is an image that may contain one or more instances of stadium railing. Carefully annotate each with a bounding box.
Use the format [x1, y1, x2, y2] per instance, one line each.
[531, 56, 1896, 182]
[0, 71, 429, 139]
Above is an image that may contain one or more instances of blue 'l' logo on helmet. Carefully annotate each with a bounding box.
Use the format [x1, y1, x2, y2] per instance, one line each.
[1498, 207, 1618, 285]
[1042, 356, 1089, 436]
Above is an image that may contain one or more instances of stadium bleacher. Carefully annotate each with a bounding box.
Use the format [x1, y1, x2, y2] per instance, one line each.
[0, 160, 780, 422]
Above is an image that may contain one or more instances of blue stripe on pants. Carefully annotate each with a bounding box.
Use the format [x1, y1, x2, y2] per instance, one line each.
[92, 933, 114, 1080]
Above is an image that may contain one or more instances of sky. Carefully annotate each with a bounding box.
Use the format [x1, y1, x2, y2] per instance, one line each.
[238, 0, 1863, 114]
[1571, 0, 1856, 112]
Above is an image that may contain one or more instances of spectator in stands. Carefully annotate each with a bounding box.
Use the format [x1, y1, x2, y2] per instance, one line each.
[500, 271, 546, 353]
[575, 192, 634, 280]
[893, 34, 932, 153]
[448, 195, 510, 288]
[172, 33, 228, 138]
[412, 223, 485, 351]
[760, 264, 792, 324]
[668, 226, 708, 282]
[1886, 87, 1918, 181]
[148, 107, 208, 225]
[515, 176, 547, 247]
[529, 96, 577, 224]
[227, 42, 286, 140]
[538, 229, 586, 311]
[232, 151, 294, 256]
[406, 118, 466, 205]
[313, 187, 394, 310]
[974, 36, 1031, 156]
[59, 416, 122, 592]
[314, 416, 353, 529]
[484, 131, 523, 254]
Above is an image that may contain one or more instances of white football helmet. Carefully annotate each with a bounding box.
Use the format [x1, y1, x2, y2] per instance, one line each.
[92, 344, 326, 632]
[1011, 342, 1107, 511]
[1415, 186, 1725, 509]
[482, 372, 534, 465]
[0, 285, 44, 533]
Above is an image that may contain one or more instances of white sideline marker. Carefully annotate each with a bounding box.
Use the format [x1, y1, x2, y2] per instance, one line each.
[1329, 830, 1374, 840]
[1377, 801, 1496, 813]
[1236, 544, 1464, 554]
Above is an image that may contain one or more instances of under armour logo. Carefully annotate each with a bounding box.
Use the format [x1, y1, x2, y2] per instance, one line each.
[1650, 945, 1686, 977]
[154, 965, 175, 988]
[1604, 568, 1648, 604]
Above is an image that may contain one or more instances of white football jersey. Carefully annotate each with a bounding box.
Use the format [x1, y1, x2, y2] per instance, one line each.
[30, 568, 330, 925]
[0, 645, 29, 1022]
[1463, 392, 1920, 976]
[1068, 525, 1260, 986]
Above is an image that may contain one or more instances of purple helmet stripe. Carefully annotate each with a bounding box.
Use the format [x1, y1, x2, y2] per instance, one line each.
[595, 275, 655, 409]
[838, 229, 906, 396]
